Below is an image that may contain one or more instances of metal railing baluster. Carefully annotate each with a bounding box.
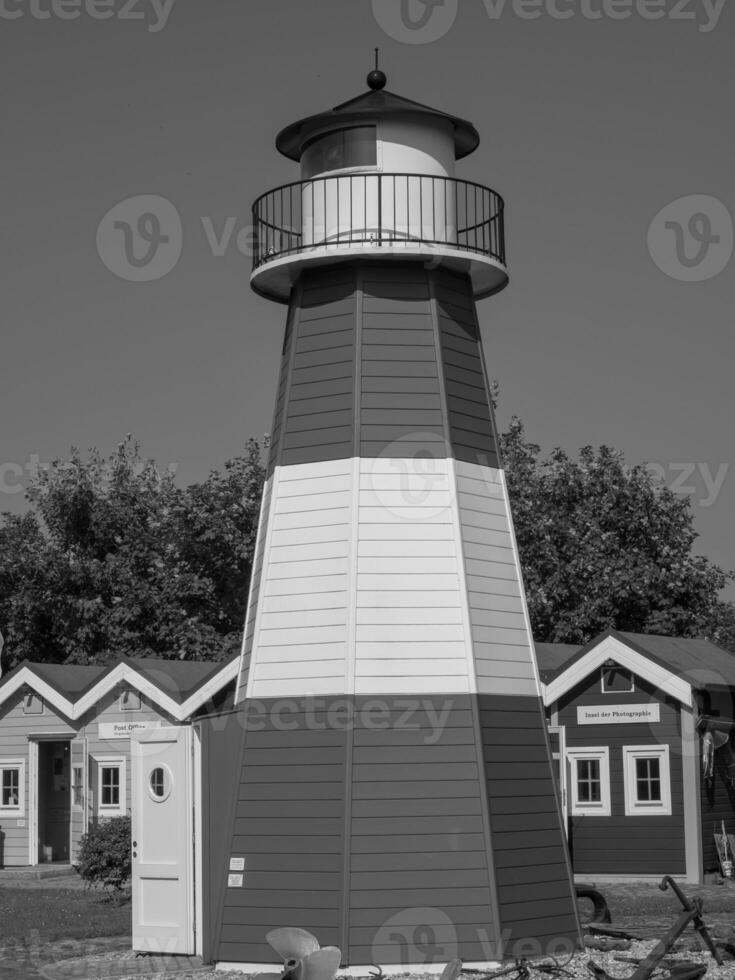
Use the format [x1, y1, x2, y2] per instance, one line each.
[250, 174, 505, 270]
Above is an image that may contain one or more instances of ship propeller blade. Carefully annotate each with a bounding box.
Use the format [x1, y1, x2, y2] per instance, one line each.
[267, 928, 321, 963]
[301, 946, 342, 980]
[440, 960, 463, 980]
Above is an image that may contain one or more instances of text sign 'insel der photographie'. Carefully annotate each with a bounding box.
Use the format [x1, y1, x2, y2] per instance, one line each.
[577, 704, 661, 725]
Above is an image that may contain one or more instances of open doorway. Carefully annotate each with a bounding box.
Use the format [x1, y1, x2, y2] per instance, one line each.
[37, 740, 71, 863]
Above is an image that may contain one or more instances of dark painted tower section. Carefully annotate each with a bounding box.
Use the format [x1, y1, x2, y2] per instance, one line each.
[208, 74, 581, 969]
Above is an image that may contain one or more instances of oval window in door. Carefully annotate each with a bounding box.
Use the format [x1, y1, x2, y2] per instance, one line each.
[148, 764, 172, 802]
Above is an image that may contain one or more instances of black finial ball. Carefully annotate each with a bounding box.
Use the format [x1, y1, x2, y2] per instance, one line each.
[367, 69, 387, 91]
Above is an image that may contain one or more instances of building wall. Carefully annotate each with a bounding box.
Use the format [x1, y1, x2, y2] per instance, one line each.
[198, 710, 246, 964]
[80, 686, 178, 823]
[207, 695, 579, 966]
[0, 696, 76, 866]
[225, 261, 579, 964]
[237, 264, 545, 703]
[481, 694, 578, 950]
[0, 684, 180, 866]
[555, 673, 686, 875]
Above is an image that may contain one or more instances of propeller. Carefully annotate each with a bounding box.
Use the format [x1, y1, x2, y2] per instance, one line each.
[301, 947, 342, 980]
[264, 928, 342, 980]
[440, 960, 463, 980]
[267, 928, 321, 963]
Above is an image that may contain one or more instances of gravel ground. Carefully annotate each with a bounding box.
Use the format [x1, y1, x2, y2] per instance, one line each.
[6, 880, 735, 980]
[67, 938, 735, 980]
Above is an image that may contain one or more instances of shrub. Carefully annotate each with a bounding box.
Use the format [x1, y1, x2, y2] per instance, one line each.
[77, 815, 132, 892]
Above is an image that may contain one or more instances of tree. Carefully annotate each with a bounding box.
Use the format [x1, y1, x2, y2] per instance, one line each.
[0, 437, 265, 670]
[704, 600, 735, 654]
[500, 418, 733, 645]
[0, 422, 731, 668]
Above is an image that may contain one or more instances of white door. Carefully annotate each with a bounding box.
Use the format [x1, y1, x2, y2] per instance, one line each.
[70, 737, 88, 863]
[548, 725, 568, 834]
[131, 726, 194, 955]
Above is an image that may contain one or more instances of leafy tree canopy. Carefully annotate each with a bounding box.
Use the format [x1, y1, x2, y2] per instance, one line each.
[0, 423, 732, 670]
[0, 437, 265, 670]
[500, 418, 734, 648]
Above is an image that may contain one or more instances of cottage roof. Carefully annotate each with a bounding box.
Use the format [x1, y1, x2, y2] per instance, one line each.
[0, 654, 238, 722]
[536, 630, 735, 688]
[616, 632, 735, 688]
[534, 643, 582, 683]
[19, 662, 105, 695]
[536, 629, 735, 708]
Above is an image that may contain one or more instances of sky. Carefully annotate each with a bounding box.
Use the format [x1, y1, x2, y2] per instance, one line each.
[0, 0, 733, 597]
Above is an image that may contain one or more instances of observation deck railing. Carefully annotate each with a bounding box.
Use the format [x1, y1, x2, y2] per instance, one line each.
[251, 173, 506, 271]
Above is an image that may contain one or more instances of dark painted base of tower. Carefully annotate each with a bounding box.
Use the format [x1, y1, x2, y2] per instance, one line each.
[203, 695, 580, 966]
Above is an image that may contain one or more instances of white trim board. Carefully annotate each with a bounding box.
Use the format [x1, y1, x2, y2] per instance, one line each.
[542, 634, 692, 709]
[0, 660, 238, 723]
[0, 669, 75, 719]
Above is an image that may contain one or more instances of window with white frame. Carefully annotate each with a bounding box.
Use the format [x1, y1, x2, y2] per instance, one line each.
[119, 689, 141, 711]
[601, 662, 635, 694]
[0, 759, 25, 815]
[567, 747, 611, 816]
[623, 745, 672, 816]
[95, 757, 126, 816]
[22, 693, 44, 715]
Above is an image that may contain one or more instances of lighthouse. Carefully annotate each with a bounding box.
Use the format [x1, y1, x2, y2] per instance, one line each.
[213, 68, 581, 969]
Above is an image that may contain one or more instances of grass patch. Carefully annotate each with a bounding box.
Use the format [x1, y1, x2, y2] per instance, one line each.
[0, 886, 131, 946]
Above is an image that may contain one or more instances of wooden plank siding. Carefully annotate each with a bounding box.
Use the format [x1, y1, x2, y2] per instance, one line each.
[258, 261, 507, 472]
[236, 473, 273, 700]
[215, 705, 347, 965]
[434, 273, 498, 470]
[480, 695, 579, 955]
[248, 459, 353, 699]
[208, 694, 579, 964]
[199, 712, 249, 964]
[454, 460, 538, 700]
[266, 302, 296, 479]
[0, 686, 182, 866]
[0, 697, 75, 866]
[557, 674, 686, 875]
[280, 273, 357, 467]
[209, 697, 503, 965]
[347, 695, 495, 964]
[220, 260, 579, 961]
[355, 456, 470, 696]
[81, 687, 179, 826]
[360, 269, 444, 459]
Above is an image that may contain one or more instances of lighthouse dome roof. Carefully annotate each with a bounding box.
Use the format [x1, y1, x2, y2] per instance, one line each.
[276, 83, 480, 162]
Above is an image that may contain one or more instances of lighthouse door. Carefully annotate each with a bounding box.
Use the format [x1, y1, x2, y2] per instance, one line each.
[131, 727, 194, 955]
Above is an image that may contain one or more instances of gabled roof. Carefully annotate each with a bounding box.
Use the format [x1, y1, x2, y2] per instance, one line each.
[617, 632, 735, 688]
[123, 657, 234, 703]
[534, 643, 581, 683]
[0, 655, 239, 723]
[538, 628, 735, 709]
[20, 662, 106, 695]
[276, 86, 480, 161]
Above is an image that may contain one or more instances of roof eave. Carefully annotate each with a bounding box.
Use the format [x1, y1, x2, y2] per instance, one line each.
[276, 104, 479, 162]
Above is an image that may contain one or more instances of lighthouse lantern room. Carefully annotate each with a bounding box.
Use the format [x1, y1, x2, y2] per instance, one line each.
[203, 67, 581, 971]
[251, 66, 507, 305]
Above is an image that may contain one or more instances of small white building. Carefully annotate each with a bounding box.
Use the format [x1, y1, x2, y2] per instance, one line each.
[0, 656, 237, 868]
